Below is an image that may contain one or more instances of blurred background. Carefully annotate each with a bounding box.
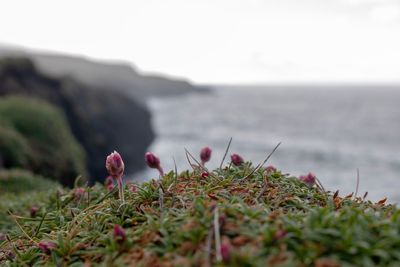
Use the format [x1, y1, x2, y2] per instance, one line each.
[0, 0, 399, 202]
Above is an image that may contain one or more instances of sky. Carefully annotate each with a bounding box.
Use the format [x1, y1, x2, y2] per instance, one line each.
[0, 0, 400, 84]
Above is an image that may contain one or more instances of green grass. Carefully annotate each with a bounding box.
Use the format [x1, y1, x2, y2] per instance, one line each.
[0, 96, 86, 185]
[0, 162, 399, 266]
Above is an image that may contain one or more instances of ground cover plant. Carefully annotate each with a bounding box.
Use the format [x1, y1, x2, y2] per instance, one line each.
[0, 145, 399, 266]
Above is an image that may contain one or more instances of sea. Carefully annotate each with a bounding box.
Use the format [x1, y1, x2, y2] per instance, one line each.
[135, 85, 400, 203]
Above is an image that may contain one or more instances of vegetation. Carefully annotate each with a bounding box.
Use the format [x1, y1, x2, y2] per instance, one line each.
[0, 96, 86, 185]
[0, 156, 399, 266]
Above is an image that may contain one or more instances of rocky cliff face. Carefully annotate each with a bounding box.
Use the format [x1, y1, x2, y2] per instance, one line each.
[0, 57, 155, 183]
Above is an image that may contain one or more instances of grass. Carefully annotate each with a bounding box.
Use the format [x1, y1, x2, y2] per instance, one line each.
[0, 161, 399, 266]
[0, 96, 86, 185]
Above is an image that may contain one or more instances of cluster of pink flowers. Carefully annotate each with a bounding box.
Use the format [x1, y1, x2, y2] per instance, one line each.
[299, 172, 316, 186]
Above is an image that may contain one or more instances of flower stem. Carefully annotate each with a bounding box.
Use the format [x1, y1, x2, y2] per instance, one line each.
[117, 176, 124, 203]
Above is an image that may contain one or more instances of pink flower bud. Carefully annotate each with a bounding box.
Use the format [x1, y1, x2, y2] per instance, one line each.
[30, 206, 39, 218]
[38, 240, 57, 254]
[74, 187, 86, 199]
[201, 171, 209, 178]
[265, 165, 277, 174]
[299, 172, 316, 186]
[107, 184, 114, 192]
[145, 152, 160, 168]
[105, 151, 125, 179]
[274, 229, 287, 240]
[200, 146, 212, 165]
[113, 224, 126, 244]
[128, 183, 137, 193]
[230, 153, 244, 166]
[145, 152, 164, 176]
[220, 243, 231, 262]
[105, 176, 113, 186]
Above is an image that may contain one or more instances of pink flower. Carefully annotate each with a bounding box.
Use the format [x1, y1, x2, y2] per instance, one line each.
[274, 229, 287, 240]
[201, 171, 209, 178]
[113, 224, 126, 244]
[220, 243, 231, 262]
[105, 151, 125, 179]
[105, 176, 113, 186]
[299, 172, 316, 186]
[230, 153, 244, 166]
[265, 165, 277, 174]
[106, 151, 125, 202]
[145, 152, 164, 176]
[106, 184, 114, 192]
[74, 187, 86, 199]
[38, 240, 57, 254]
[200, 146, 212, 165]
[30, 206, 39, 218]
[128, 183, 137, 193]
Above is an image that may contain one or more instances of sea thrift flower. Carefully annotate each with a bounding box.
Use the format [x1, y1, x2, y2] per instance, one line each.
[274, 229, 287, 240]
[38, 240, 57, 254]
[30, 206, 39, 218]
[200, 146, 212, 166]
[106, 151, 125, 179]
[265, 165, 277, 174]
[105, 151, 125, 202]
[230, 153, 244, 166]
[128, 183, 137, 193]
[74, 187, 86, 199]
[113, 224, 126, 244]
[220, 243, 231, 262]
[105, 176, 113, 186]
[299, 172, 316, 186]
[201, 171, 209, 178]
[145, 152, 164, 176]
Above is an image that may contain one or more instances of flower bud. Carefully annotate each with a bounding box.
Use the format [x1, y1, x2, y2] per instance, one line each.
[274, 229, 287, 240]
[265, 165, 277, 174]
[220, 243, 231, 262]
[299, 172, 316, 186]
[201, 171, 209, 178]
[128, 183, 137, 193]
[145, 152, 164, 176]
[113, 224, 126, 244]
[145, 152, 160, 168]
[74, 187, 86, 199]
[38, 240, 57, 254]
[200, 146, 212, 165]
[230, 153, 244, 166]
[105, 151, 125, 179]
[105, 176, 113, 186]
[30, 206, 39, 218]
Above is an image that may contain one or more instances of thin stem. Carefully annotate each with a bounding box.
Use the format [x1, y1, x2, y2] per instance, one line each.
[158, 166, 164, 177]
[117, 176, 124, 203]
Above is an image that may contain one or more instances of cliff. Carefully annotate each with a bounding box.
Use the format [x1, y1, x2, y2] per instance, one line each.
[0, 57, 154, 183]
[0, 47, 205, 100]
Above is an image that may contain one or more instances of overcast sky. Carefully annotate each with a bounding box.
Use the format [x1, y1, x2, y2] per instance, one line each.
[1, 0, 400, 84]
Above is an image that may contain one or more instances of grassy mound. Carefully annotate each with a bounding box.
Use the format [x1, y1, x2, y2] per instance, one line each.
[0, 169, 60, 231]
[0, 163, 399, 266]
[0, 96, 86, 185]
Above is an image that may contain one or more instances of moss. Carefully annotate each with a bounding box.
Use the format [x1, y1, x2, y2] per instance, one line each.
[0, 96, 87, 185]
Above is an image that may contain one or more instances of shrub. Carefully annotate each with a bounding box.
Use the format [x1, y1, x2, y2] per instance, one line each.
[0, 96, 86, 185]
